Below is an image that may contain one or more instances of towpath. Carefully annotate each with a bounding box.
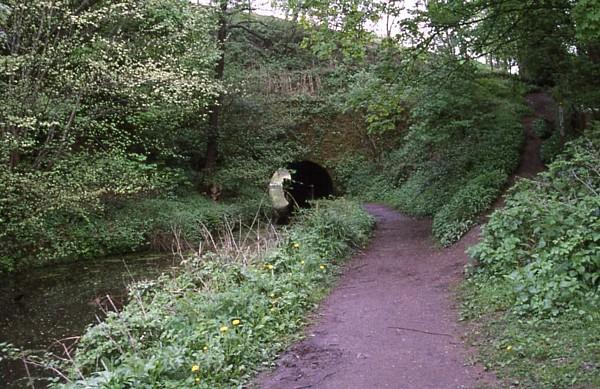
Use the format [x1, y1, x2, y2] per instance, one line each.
[256, 92, 549, 389]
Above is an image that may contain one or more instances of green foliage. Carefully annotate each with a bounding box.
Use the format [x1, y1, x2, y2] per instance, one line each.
[469, 126, 600, 316]
[342, 70, 408, 134]
[460, 278, 600, 388]
[331, 154, 392, 201]
[539, 130, 564, 164]
[0, 152, 186, 271]
[0, 0, 233, 272]
[532, 118, 553, 139]
[432, 170, 507, 246]
[54, 199, 373, 387]
[0, 155, 266, 272]
[1, 0, 220, 170]
[335, 68, 525, 245]
[573, 0, 600, 45]
[212, 11, 328, 195]
[0, 3, 322, 273]
[386, 71, 525, 245]
[286, 0, 379, 60]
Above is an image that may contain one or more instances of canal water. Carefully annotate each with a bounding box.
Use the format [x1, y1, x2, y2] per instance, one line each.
[0, 254, 177, 387]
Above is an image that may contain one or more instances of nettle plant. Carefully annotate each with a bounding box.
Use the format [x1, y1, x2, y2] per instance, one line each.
[469, 127, 600, 316]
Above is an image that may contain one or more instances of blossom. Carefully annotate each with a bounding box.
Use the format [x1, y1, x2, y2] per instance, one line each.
[220, 325, 229, 333]
[191, 365, 200, 373]
[232, 319, 241, 326]
[264, 264, 274, 270]
[319, 264, 326, 270]
[293, 242, 300, 249]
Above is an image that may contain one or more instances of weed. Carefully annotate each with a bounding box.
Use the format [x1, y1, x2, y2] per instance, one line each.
[25, 199, 375, 387]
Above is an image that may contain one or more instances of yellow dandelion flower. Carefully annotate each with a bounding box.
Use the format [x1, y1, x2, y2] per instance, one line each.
[270, 293, 275, 298]
[195, 377, 200, 383]
[219, 325, 229, 333]
[191, 365, 200, 373]
[319, 264, 326, 270]
[293, 242, 300, 249]
[300, 260, 305, 265]
[203, 346, 208, 352]
[232, 319, 241, 326]
[264, 264, 274, 270]
[506, 345, 512, 351]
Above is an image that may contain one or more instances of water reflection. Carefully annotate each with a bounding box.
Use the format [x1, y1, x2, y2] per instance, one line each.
[0, 254, 177, 387]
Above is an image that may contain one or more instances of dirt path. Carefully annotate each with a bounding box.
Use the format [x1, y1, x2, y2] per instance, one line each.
[518, 92, 554, 179]
[256, 207, 494, 389]
[255, 93, 549, 389]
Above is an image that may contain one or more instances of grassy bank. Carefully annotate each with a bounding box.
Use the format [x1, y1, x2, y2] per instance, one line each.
[47, 199, 373, 387]
[460, 126, 600, 387]
[460, 279, 600, 387]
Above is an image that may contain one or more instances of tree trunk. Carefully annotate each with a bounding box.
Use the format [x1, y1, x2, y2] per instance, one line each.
[203, 1, 228, 173]
[9, 150, 20, 170]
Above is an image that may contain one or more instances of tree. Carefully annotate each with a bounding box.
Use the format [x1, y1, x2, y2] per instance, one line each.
[0, 0, 220, 171]
[202, 0, 292, 175]
[0, 0, 222, 271]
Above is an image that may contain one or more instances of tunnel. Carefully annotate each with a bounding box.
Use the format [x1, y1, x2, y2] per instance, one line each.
[287, 160, 334, 208]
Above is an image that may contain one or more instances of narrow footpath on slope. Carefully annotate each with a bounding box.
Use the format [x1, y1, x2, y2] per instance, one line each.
[255, 93, 550, 389]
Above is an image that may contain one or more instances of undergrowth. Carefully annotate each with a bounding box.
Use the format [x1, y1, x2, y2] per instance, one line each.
[35, 199, 373, 388]
[333, 72, 527, 246]
[460, 124, 600, 387]
[0, 192, 264, 273]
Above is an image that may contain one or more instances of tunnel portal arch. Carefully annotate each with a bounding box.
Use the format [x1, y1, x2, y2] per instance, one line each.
[287, 160, 334, 208]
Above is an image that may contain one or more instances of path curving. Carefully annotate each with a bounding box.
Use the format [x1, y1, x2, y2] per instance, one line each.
[256, 205, 495, 389]
[256, 92, 550, 389]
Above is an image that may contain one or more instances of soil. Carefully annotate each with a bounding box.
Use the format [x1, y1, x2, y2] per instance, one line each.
[255, 206, 494, 389]
[518, 92, 554, 179]
[255, 93, 549, 389]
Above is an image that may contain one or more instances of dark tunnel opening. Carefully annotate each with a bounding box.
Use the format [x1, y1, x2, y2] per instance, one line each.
[287, 160, 334, 208]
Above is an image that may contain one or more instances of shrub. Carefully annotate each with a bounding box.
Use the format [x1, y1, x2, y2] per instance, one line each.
[0, 152, 186, 272]
[433, 170, 507, 246]
[469, 126, 600, 316]
[0, 163, 263, 272]
[540, 130, 564, 164]
[331, 154, 393, 201]
[532, 118, 554, 139]
[341, 72, 525, 245]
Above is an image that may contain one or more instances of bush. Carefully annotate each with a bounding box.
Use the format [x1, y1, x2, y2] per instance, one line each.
[533, 118, 554, 139]
[336, 72, 525, 245]
[389, 161, 464, 217]
[0, 157, 263, 272]
[386, 73, 526, 242]
[331, 154, 393, 201]
[433, 170, 507, 246]
[539, 130, 564, 164]
[53, 199, 373, 388]
[469, 126, 600, 316]
[0, 152, 186, 272]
